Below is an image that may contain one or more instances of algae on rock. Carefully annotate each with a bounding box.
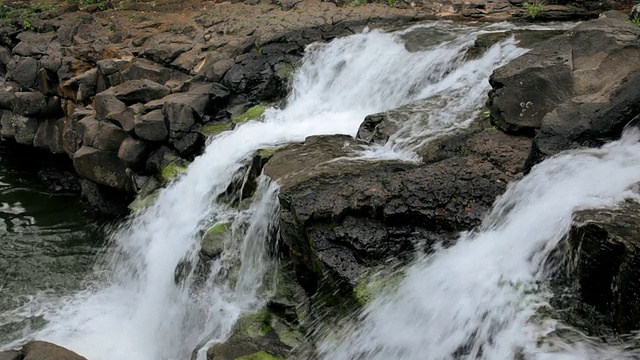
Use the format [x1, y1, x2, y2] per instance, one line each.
[232, 105, 268, 124]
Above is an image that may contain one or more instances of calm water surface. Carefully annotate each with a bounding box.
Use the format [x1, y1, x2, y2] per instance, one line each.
[0, 140, 107, 345]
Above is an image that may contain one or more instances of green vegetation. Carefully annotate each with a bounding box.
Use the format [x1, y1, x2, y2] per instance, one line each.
[232, 105, 268, 124]
[353, 270, 404, 305]
[161, 161, 188, 181]
[630, 15, 640, 27]
[235, 310, 273, 337]
[200, 122, 234, 136]
[234, 351, 284, 360]
[0, 1, 55, 31]
[523, 1, 544, 19]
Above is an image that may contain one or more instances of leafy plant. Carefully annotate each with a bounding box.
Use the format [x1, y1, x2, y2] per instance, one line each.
[523, 1, 544, 19]
[630, 16, 640, 26]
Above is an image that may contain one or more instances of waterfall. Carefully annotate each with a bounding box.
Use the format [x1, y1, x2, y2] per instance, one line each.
[1, 21, 545, 360]
[319, 129, 640, 360]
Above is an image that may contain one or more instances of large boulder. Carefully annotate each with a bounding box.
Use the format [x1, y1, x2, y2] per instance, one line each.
[11, 92, 62, 118]
[264, 124, 531, 294]
[73, 145, 130, 190]
[18, 340, 87, 360]
[109, 79, 170, 105]
[567, 201, 640, 333]
[486, 16, 640, 166]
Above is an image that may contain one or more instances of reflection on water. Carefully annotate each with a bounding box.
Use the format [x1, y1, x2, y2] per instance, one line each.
[0, 140, 107, 345]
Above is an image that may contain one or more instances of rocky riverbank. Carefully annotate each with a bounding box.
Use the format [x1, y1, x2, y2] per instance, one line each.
[0, 0, 633, 215]
[1, 0, 640, 358]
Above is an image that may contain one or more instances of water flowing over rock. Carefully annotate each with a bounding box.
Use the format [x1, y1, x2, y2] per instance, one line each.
[568, 200, 640, 333]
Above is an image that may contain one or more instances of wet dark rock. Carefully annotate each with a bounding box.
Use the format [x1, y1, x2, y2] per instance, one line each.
[568, 201, 640, 333]
[486, 16, 640, 167]
[135, 109, 168, 142]
[356, 111, 400, 145]
[80, 179, 132, 216]
[487, 34, 573, 134]
[265, 127, 530, 294]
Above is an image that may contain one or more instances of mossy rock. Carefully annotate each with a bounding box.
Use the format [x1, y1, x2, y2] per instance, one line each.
[271, 319, 303, 348]
[275, 63, 295, 80]
[128, 191, 159, 213]
[232, 105, 268, 124]
[161, 161, 188, 182]
[201, 223, 230, 258]
[256, 147, 277, 158]
[353, 270, 404, 305]
[235, 310, 273, 337]
[201, 122, 234, 137]
[234, 351, 284, 360]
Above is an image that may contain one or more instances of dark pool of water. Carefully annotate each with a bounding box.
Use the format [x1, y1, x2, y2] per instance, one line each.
[0, 140, 108, 345]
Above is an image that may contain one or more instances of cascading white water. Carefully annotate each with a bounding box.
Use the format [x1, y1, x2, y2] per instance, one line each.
[319, 129, 640, 360]
[1, 21, 546, 360]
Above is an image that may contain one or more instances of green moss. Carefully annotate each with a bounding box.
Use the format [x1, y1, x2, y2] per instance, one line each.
[161, 162, 188, 182]
[232, 105, 268, 124]
[256, 147, 277, 157]
[275, 63, 294, 80]
[353, 270, 404, 305]
[275, 326, 303, 348]
[208, 223, 228, 235]
[235, 310, 272, 337]
[234, 351, 284, 360]
[128, 192, 159, 213]
[200, 122, 234, 136]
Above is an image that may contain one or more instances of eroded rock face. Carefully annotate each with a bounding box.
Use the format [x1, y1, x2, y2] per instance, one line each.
[568, 201, 640, 333]
[265, 124, 531, 294]
[486, 15, 640, 167]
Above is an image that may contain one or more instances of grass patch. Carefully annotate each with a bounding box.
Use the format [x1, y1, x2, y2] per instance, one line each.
[232, 105, 268, 124]
[523, 1, 544, 19]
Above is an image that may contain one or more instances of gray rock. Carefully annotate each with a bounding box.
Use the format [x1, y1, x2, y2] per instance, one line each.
[73, 145, 130, 189]
[33, 118, 65, 154]
[487, 35, 573, 134]
[109, 79, 171, 104]
[63, 68, 99, 103]
[121, 58, 172, 84]
[107, 104, 143, 133]
[169, 132, 204, 157]
[135, 109, 168, 142]
[22, 340, 87, 360]
[0, 350, 21, 360]
[94, 93, 126, 121]
[118, 137, 149, 169]
[11, 92, 62, 118]
[162, 92, 209, 134]
[0, 92, 16, 110]
[93, 122, 128, 152]
[356, 111, 400, 145]
[8, 56, 38, 89]
[0, 110, 38, 145]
